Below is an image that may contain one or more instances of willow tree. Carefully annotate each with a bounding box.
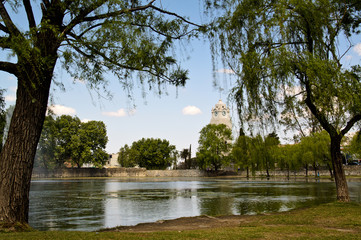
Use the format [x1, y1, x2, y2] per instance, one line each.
[207, 0, 361, 201]
[197, 124, 233, 171]
[0, 0, 201, 225]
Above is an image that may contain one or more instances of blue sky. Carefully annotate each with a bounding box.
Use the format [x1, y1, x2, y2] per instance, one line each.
[1, 1, 361, 155]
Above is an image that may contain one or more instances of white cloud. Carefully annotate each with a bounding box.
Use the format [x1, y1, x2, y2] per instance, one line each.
[81, 119, 91, 123]
[182, 106, 202, 115]
[216, 69, 235, 74]
[102, 108, 128, 117]
[354, 43, 361, 56]
[48, 104, 76, 116]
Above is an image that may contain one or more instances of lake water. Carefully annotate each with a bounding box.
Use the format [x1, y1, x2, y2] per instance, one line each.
[29, 177, 361, 231]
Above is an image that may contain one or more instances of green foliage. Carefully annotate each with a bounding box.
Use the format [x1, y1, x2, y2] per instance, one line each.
[299, 131, 331, 168]
[35, 115, 109, 169]
[232, 131, 331, 175]
[117, 144, 135, 167]
[232, 132, 279, 176]
[196, 124, 233, 171]
[118, 138, 176, 170]
[207, 0, 361, 137]
[179, 148, 192, 169]
[348, 132, 361, 159]
[35, 115, 58, 169]
[231, 134, 251, 169]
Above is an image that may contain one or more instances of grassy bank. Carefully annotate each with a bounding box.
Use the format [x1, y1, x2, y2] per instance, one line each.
[2, 202, 361, 239]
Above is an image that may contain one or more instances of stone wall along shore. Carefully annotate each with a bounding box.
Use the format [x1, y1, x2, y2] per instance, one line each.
[32, 165, 361, 178]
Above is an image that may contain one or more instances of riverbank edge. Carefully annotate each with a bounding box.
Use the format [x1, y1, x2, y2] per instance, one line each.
[32, 165, 361, 179]
[2, 202, 361, 239]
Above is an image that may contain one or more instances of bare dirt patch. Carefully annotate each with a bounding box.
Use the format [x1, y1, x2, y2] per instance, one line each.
[101, 215, 250, 232]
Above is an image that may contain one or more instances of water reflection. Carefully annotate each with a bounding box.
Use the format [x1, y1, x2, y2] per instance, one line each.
[29, 178, 361, 231]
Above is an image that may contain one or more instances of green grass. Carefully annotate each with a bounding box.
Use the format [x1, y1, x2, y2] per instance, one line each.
[2, 202, 361, 240]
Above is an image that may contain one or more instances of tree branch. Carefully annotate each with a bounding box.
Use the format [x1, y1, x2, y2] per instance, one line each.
[0, 61, 18, 75]
[304, 76, 334, 135]
[59, 0, 108, 39]
[149, 5, 203, 28]
[67, 32, 176, 84]
[0, 1, 21, 36]
[81, 1, 156, 22]
[0, 22, 9, 34]
[130, 22, 198, 39]
[23, 0, 36, 30]
[341, 114, 361, 137]
[61, 0, 156, 39]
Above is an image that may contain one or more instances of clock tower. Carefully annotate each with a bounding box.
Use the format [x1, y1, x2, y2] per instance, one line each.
[210, 99, 232, 129]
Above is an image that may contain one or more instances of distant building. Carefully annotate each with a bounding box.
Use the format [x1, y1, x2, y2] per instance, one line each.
[105, 153, 120, 168]
[81, 153, 120, 168]
[210, 99, 232, 129]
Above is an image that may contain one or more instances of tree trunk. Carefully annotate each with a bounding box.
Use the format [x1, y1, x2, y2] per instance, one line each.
[305, 165, 308, 177]
[0, 71, 53, 224]
[330, 137, 350, 202]
[266, 168, 270, 178]
[327, 162, 334, 178]
[313, 162, 318, 178]
[287, 166, 290, 180]
[246, 166, 249, 178]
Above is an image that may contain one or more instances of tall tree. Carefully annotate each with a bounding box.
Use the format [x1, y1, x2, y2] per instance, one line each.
[180, 148, 190, 169]
[118, 144, 134, 167]
[232, 134, 252, 177]
[197, 124, 233, 171]
[263, 132, 280, 177]
[207, 0, 361, 201]
[67, 120, 109, 168]
[0, 0, 201, 224]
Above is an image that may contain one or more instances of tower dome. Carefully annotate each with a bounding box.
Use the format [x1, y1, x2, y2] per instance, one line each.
[210, 100, 232, 129]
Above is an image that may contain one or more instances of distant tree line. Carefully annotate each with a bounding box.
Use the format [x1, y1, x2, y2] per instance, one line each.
[193, 124, 360, 178]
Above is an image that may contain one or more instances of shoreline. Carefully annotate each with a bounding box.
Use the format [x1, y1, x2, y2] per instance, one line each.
[31, 166, 361, 179]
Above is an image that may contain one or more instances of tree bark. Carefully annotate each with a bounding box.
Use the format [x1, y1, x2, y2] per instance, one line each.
[330, 137, 350, 202]
[327, 162, 334, 178]
[0, 67, 53, 223]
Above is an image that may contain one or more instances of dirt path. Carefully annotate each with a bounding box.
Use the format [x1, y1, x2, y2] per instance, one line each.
[101, 215, 249, 232]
